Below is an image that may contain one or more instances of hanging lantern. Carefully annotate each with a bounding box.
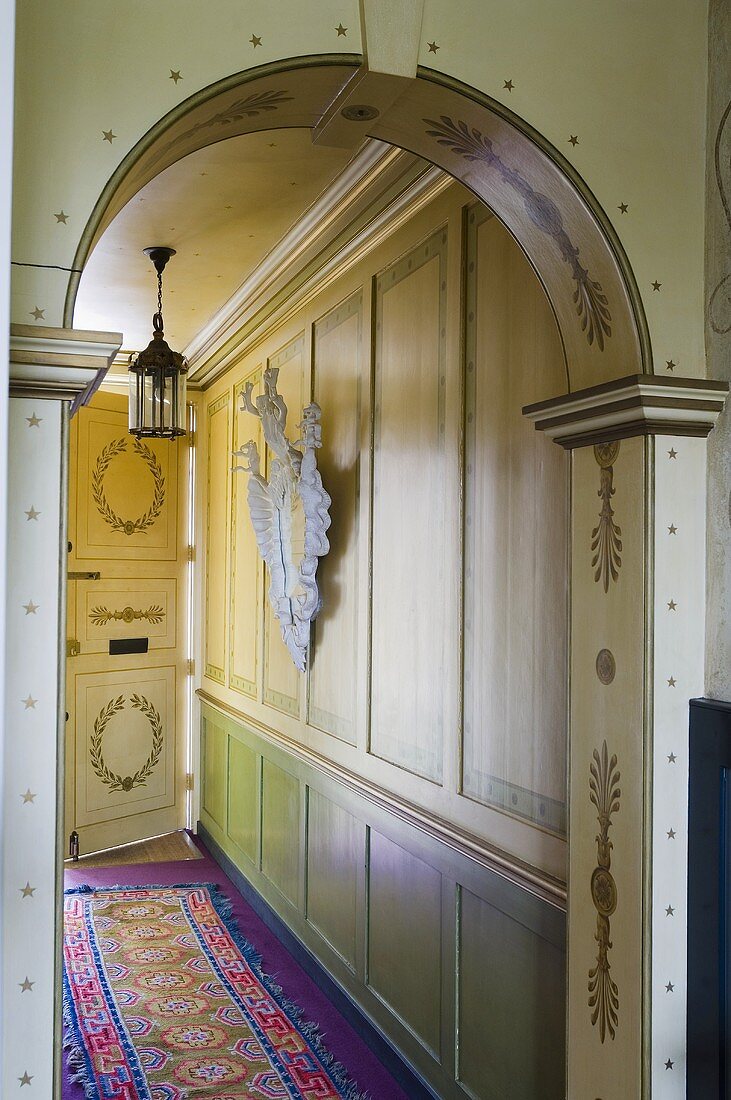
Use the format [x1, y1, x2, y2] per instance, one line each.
[128, 246, 187, 439]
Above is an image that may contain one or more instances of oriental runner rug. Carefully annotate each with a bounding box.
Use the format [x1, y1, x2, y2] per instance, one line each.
[63, 884, 366, 1100]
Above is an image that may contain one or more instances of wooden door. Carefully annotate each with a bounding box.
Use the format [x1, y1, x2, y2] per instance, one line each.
[65, 391, 189, 856]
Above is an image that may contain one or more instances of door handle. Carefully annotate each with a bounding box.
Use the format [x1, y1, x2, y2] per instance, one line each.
[67, 571, 101, 581]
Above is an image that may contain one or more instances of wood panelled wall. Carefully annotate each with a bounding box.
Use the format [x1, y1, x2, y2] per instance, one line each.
[197, 185, 569, 1097]
[199, 701, 566, 1100]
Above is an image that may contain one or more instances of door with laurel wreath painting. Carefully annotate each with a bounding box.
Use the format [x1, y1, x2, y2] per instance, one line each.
[65, 391, 189, 855]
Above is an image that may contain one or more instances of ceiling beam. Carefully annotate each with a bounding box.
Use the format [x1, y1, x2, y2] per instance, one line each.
[312, 0, 424, 149]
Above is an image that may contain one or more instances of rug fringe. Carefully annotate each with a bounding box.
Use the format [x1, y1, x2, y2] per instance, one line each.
[63, 881, 371, 1100]
[62, 972, 100, 1100]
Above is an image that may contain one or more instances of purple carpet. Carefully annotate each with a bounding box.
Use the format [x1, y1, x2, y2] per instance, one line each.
[63, 834, 410, 1100]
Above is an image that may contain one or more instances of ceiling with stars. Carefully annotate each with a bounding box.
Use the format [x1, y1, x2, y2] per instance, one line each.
[73, 129, 363, 352]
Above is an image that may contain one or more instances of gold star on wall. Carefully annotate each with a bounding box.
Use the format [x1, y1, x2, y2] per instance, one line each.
[503, 79, 514, 91]
[666, 981, 674, 992]
[19, 1072, 33, 1087]
[102, 129, 116, 143]
[618, 202, 628, 214]
[666, 359, 676, 371]
[668, 524, 677, 535]
[19, 977, 34, 992]
[427, 40, 440, 53]
[26, 412, 42, 427]
[667, 827, 676, 839]
[665, 905, 674, 916]
[665, 1059, 674, 1070]
[667, 676, 676, 687]
[668, 448, 678, 459]
[335, 23, 347, 36]
[652, 280, 662, 291]
[29, 306, 45, 321]
[250, 34, 262, 47]
[568, 134, 579, 146]
[20, 882, 35, 898]
[21, 789, 36, 804]
[25, 506, 40, 521]
[169, 69, 182, 83]
[667, 599, 677, 610]
[668, 752, 677, 762]
[54, 210, 68, 224]
[22, 695, 37, 709]
[23, 600, 39, 614]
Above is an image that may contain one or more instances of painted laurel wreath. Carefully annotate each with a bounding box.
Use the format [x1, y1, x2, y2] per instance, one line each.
[91, 438, 165, 536]
[90, 694, 164, 793]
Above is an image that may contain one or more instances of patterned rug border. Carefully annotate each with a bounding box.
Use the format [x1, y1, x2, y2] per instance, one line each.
[63, 882, 370, 1100]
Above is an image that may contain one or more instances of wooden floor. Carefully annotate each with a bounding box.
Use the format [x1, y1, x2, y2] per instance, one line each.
[65, 830, 203, 868]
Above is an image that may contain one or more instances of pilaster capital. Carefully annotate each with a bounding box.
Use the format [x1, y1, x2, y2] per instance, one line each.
[523, 374, 729, 449]
[9, 324, 123, 406]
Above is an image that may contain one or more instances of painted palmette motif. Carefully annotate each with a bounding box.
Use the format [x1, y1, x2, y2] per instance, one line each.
[234, 366, 331, 672]
[588, 739, 621, 1041]
[591, 441, 623, 591]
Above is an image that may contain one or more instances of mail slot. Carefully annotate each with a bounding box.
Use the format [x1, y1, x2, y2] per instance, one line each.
[109, 637, 149, 655]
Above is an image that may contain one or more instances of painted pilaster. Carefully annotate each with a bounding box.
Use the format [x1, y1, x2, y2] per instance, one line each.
[650, 435, 706, 1091]
[2, 327, 121, 1096]
[2, 399, 65, 1097]
[525, 375, 728, 1099]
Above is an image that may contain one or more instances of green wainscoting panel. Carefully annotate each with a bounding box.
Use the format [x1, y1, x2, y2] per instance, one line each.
[458, 886, 565, 1100]
[227, 738, 259, 866]
[202, 716, 227, 830]
[306, 789, 362, 971]
[261, 759, 301, 907]
[368, 829, 443, 1059]
[198, 699, 565, 1100]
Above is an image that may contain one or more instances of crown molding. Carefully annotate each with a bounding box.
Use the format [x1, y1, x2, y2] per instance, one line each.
[9, 324, 122, 406]
[185, 139, 449, 388]
[523, 374, 729, 448]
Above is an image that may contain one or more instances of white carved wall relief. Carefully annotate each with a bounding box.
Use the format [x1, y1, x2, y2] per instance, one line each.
[234, 366, 331, 672]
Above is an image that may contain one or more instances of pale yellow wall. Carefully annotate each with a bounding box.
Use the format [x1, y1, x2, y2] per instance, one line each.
[197, 182, 570, 881]
[11, 1, 708, 382]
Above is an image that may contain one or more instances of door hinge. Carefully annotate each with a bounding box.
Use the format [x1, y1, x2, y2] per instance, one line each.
[185, 773, 195, 791]
[67, 638, 81, 658]
[69, 831, 80, 861]
[186, 545, 195, 562]
[185, 658, 195, 676]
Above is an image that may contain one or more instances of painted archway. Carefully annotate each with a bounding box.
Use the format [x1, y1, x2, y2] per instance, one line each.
[65, 57, 651, 393]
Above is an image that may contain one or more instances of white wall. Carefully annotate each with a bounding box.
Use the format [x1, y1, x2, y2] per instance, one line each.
[2, 400, 65, 1096]
[0, 0, 15, 1087]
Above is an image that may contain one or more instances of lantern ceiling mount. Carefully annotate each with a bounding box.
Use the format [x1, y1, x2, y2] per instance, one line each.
[143, 245, 176, 274]
[128, 245, 187, 440]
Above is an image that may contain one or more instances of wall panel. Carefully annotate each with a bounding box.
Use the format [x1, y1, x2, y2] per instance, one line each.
[462, 204, 569, 835]
[202, 716, 227, 830]
[458, 886, 565, 1099]
[227, 737, 259, 865]
[306, 788, 361, 969]
[230, 368, 263, 697]
[261, 758, 301, 906]
[262, 334, 305, 717]
[370, 229, 448, 782]
[308, 293, 362, 744]
[205, 393, 230, 683]
[368, 829, 443, 1057]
